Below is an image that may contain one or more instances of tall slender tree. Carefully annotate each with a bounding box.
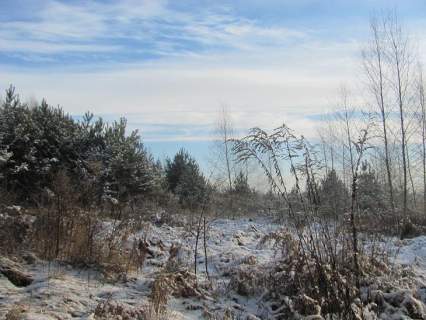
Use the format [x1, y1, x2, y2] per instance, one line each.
[418, 66, 426, 212]
[211, 105, 235, 191]
[386, 13, 412, 215]
[362, 17, 395, 209]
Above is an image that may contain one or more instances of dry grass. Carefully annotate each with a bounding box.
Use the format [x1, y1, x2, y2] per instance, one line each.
[31, 204, 147, 283]
[94, 298, 180, 320]
[150, 273, 170, 315]
[358, 209, 426, 238]
[4, 305, 27, 320]
[0, 210, 31, 255]
[227, 227, 418, 319]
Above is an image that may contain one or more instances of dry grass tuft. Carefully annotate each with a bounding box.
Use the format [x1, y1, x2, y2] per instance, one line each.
[4, 304, 27, 320]
[93, 298, 180, 320]
[150, 269, 207, 315]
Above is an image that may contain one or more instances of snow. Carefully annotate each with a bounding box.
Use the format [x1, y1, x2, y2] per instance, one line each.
[2, 215, 426, 319]
[0, 216, 280, 319]
[394, 236, 426, 268]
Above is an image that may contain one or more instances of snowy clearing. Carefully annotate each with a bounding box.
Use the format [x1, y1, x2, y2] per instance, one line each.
[1, 216, 426, 319]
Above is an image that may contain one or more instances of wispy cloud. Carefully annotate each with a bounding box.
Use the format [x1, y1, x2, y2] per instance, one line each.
[0, 38, 121, 54]
[2, 0, 426, 146]
[0, 0, 307, 64]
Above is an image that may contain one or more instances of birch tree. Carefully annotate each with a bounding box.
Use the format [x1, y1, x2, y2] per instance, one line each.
[386, 13, 412, 215]
[362, 17, 395, 209]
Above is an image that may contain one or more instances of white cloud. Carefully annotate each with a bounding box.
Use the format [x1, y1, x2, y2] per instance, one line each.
[0, 0, 307, 58]
[0, 37, 359, 141]
[0, 38, 121, 54]
[3, 0, 414, 143]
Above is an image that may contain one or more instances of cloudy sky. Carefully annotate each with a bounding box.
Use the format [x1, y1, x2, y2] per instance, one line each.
[1, 0, 426, 165]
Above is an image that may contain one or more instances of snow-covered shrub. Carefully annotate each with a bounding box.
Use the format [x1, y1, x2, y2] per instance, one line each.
[229, 264, 264, 296]
[260, 239, 361, 318]
[400, 218, 421, 239]
[30, 173, 147, 278]
[232, 124, 388, 319]
[94, 298, 179, 320]
[4, 304, 27, 320]
[151, 269, 204, 301]
[149, 269, 208, 318]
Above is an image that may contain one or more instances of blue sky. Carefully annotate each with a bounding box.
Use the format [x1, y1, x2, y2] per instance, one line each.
[1, 0, 426, 167]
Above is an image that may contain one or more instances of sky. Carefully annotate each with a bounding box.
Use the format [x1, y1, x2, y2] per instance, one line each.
[1, 0, 426, 168]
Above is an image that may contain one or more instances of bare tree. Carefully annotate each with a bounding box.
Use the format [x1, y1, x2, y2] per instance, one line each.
[362, 17, 395, 209]
[317, 113, 339, 179]
[418, 66, 426, 212]
[338, 87, 356, 178]
[386, 13, 413, 215]
[212, 105, 235, 191]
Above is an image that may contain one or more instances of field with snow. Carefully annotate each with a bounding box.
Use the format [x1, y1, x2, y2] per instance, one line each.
[1, 215, 426, 319]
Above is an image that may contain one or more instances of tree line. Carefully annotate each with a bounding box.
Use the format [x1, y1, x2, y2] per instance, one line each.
[316, 14, 426, 221]
[0, 88, 255, 213]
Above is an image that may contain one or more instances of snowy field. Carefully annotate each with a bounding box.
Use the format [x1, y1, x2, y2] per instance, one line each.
[1, 216, 426, 319]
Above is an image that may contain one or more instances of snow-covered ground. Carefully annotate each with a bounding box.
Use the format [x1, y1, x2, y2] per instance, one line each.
[394, 236, 426, 267]
[0, 216, 280, 319]
[1, 216, 426, 319]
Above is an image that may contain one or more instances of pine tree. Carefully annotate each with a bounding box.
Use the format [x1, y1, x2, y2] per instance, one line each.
[232, 170, 251, 195]
[357, 161, 386, 212]
[0, 87, 157, 204]
[319, 169, 349, 215]
[165, 149, 209, 208]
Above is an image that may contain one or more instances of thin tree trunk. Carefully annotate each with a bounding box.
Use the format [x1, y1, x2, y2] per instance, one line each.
[397, 64, 408, 216]
[55, 194, 62, 258]
[342, 143, 346, 188]
[406, 145, 417, 208]
[364, 18, 396, 209]
[342, 93, 355, 178]
[194, 214, 202, 276]
[382, 112, 395, 209]
[203, 217, 210, 282]
[224, 128, 232, 191]
[422, 96, 426, 213]
[350, 129, 369, 290]
[375, 20, 395, 209]
[419, 69, 426, 213]
[387, 16, 409, 216]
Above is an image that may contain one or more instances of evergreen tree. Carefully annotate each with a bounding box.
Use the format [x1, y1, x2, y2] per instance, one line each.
[319, 169, 349, 215]
[357, 161, 386, 212]
[165, 149, 209, 208]
[98, 118, 157, 203]
[0, 87, 158, 204]
[232, 170, 251, 195]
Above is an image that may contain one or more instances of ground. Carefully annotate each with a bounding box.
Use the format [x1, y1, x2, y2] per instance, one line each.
[1, 216, 425, 319]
